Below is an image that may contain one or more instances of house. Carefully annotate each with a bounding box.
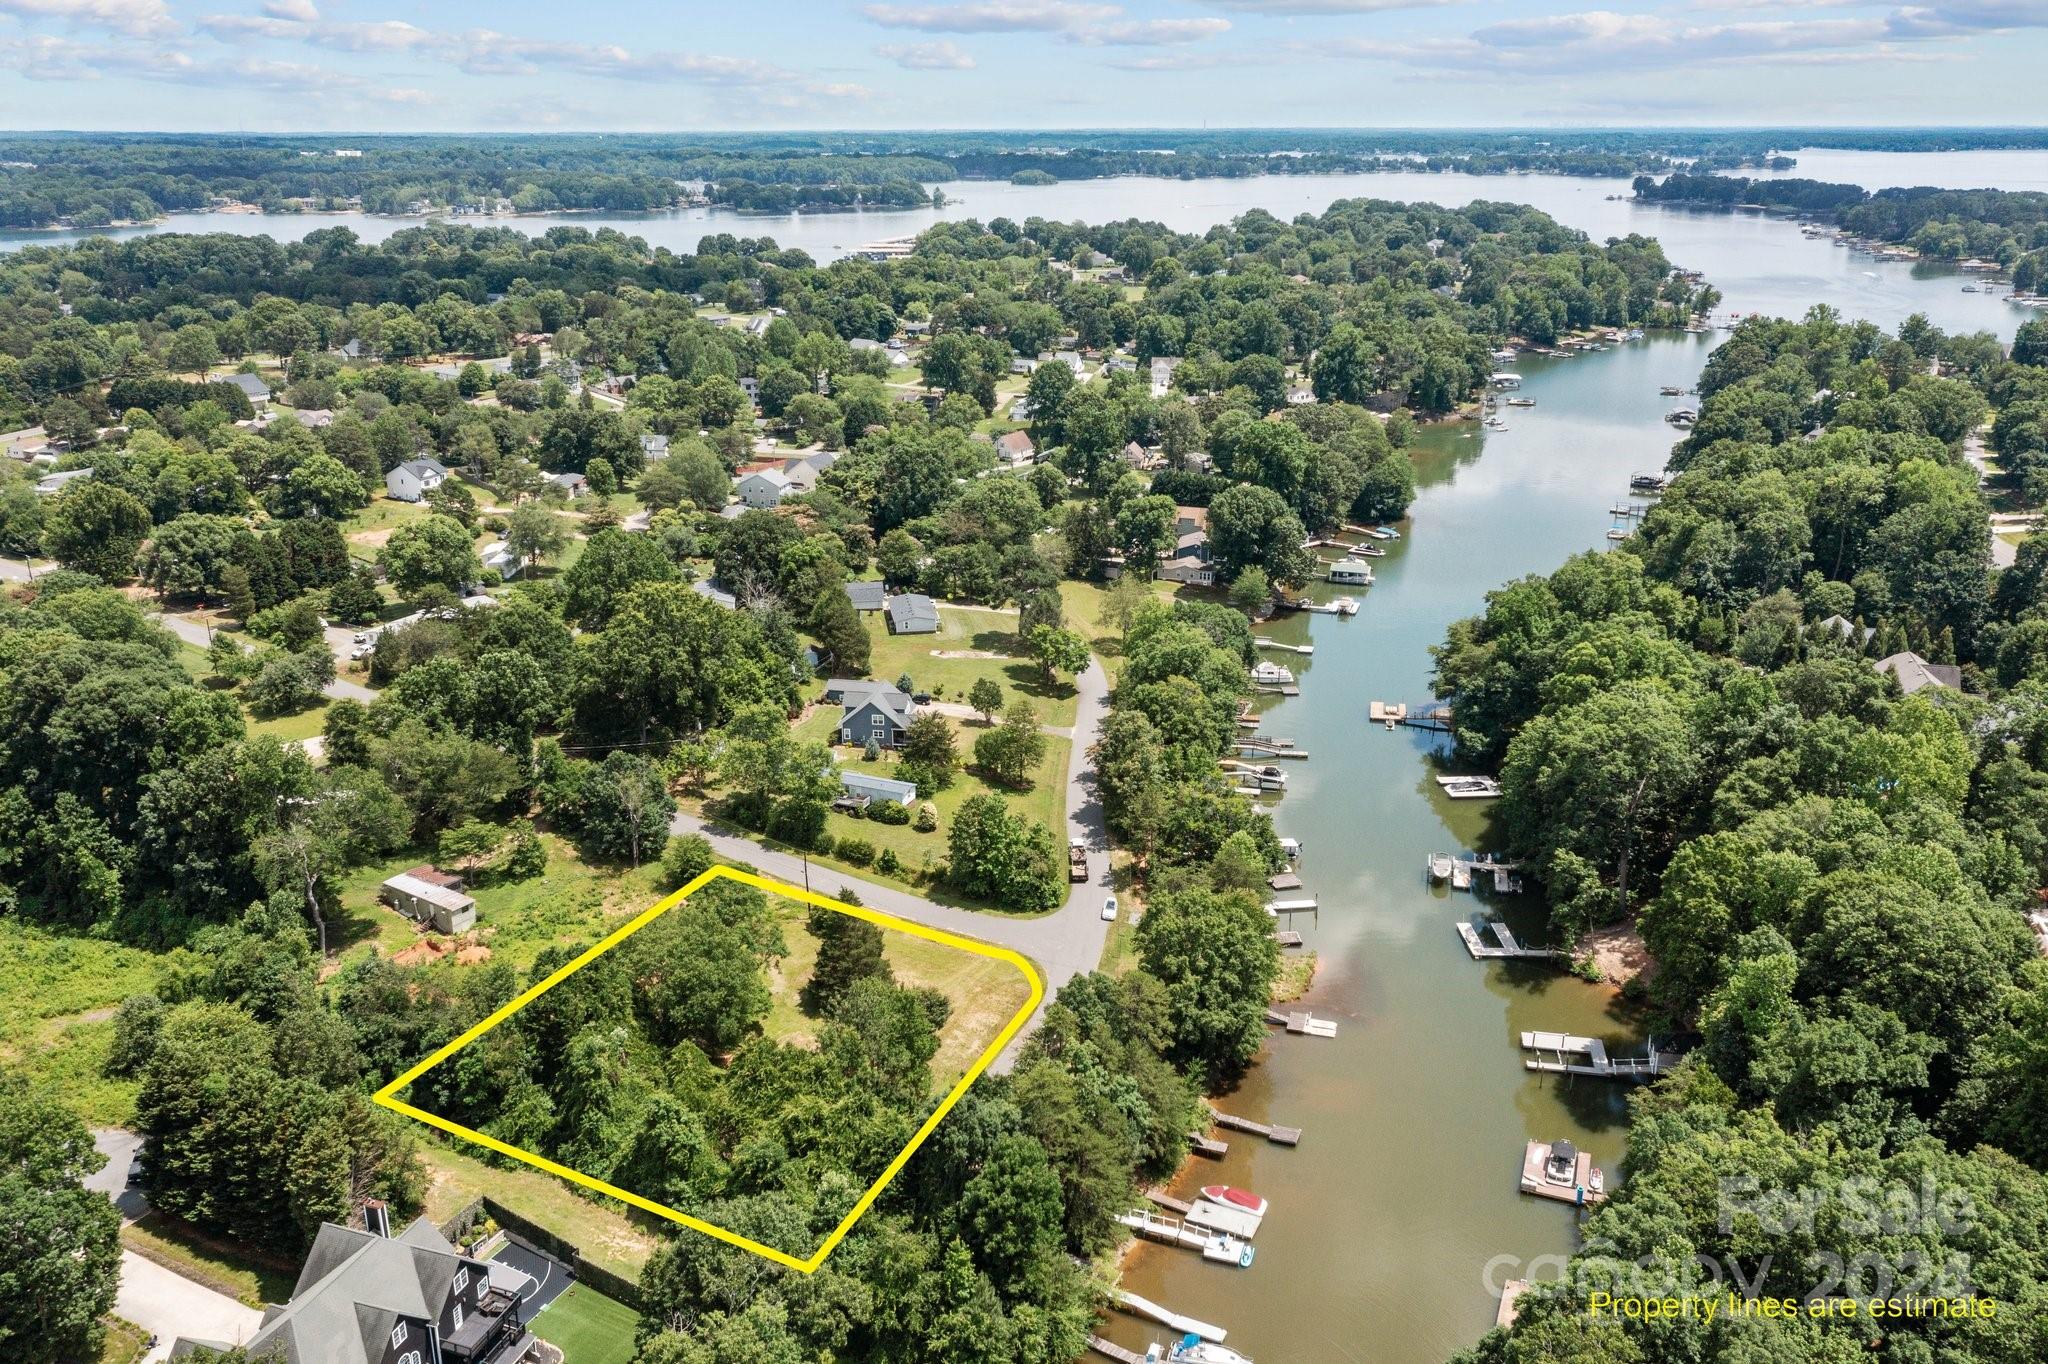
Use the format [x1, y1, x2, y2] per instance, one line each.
[548, 471, 589, 499]
[289, 407, 335, 429]
[838, 682, 915, 749]
[1121, 440, 1152, 468]
[738, 376, 761, 401]
[380, 867, 476, 934]
[384, 458, 450, 503]
[994, 430, 1036, 468]
[1150, 356, 1181, 399]
[1182, 450, 1215, 474]
[886, 593, 941, 635]
[737, 468, 792, 508]
[780, 450, 838, 493]
[640, 432, 670, 461]
[1286, 385, 1316, 406]
[1814, 613, 1876, 649]
[479, 541, 519, 580]
[844, 580, 887, 613]
[334, 338, 364, 361]
[1158, 526, 1215, 587]
[173, 1214, 534, 1364]
[224, 372, 272, 406]
[839, 770, 918, 807]
[1875, 651, 1962, 695]
[1050, 350, 1087, 379]
[34, 467, 92, 495]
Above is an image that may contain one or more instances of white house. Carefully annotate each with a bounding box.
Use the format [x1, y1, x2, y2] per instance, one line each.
[479, 541, 519, 580]
[384, 457, 450, 503]
[737, 468, 792, 508]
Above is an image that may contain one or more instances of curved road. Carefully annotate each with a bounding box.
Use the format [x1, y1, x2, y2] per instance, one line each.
[671, 656, 1114, 1066]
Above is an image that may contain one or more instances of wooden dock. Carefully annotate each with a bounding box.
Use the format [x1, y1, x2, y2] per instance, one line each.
[1209, 1106, 1303, 1146]
[1267, 871, 1303, 891]
[1520, 1140, 1607, 1206]
[1265, 1008, 1337, 1038]
[1113, 1290, 1228, 1343]
[1087, 1336, 1145, 1364]
[1371, 700, 1452, 732]
[1254, 638, 1314, 655]
[1521, 1031, 1678, 1081]
[1457, 919, 1566, 960]
[1235, 742, 1307, 759]
[1429, 853, 1526, 894]
[1113, 1210, 1255, 1266]
[1145, 1188, 1194, 1215]
[1273, 929, 1304, 948]
[1265, 897, 1317, 917]
[1188, 1132, 1230, 1158]
[1252, 684, 1300, 696]
[1497, 1280, 1530, 1329]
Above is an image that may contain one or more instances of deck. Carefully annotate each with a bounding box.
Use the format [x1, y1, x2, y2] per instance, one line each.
[1457, 919, 1565, 960]
[1265, 1008, 1337, 1038]
[1209, 1106, 1303, 1146]
[1520, 1031, 1678, 1081]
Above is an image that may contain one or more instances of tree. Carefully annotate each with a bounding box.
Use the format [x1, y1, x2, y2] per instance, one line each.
[807, 586, 870, 675]
[947, 794, 1062, 911]
[967, 677, 1004, 723]
[436, 819, 502, 880]
[504, 503, 567, 576]
[325, 568, 382, 625]
[379, 515, 482, 598]
[0, 1074, 121, 1364]
[136, 513, 245, 598]
[42, 480, 150, 580]
[899, 712, 959, 792]
[1134, 886, 1277, 1080]
[586, 455, 618, 497]
[166, 323, 220, 378]
[1227, 564, 1270, 615]
[278, 453, 368, 519]
[800, 904, 893, 1016]
[561, 527, 676, 627]
[1028, 624, 1089, 683]
[659, 832, 716, 891]
[575, 752, 676, 867]
[974, 699, 1046, 789]
[1207, 482, 1313, 587]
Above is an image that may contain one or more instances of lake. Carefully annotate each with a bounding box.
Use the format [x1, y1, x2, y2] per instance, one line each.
[9, 152, 2040, 1364]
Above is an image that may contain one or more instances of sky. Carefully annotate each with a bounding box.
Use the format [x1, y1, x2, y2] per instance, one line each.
[1, 0, 2046, 131]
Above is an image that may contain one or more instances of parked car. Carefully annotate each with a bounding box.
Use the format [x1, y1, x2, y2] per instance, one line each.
[1101, 895, 1118, 922]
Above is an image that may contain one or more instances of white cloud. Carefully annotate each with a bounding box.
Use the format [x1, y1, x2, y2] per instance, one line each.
[1199, 0, 1457, 12]
[862, 1, 1121, 32]
[877, 38, 977, 67]
[1084, 17, 1231, 43]
[0, 0, 175, 38]
[1105, 50, 1239, 68]
[262, 0, 318, 20]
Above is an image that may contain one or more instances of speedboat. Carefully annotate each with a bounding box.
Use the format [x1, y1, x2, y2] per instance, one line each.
[1505, 396, 1536, 407]
[1200, 1185, 1269, 1218]
[1589, 1167, 1606, 1196]
[1170, 1341, 1254, 1364]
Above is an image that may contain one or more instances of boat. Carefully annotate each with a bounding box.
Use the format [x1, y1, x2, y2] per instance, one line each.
[1363, 526, 1396, 540]
[1962, 283, 1979, 292]
[1427, 853, 1455, 882]
[1664, 407, 1698, 427]
[1330, 596, 1359, 616]
[1327, 560, 1375, 586]
[1347, 542, 1386, 557]
[1605, 527, 1629, 541]
[1505, 396, 1536, 407]
[1659, 385, 1685, 396]
[1589, 1167, 1606, 1196]
[1200, 1186, 1270, 1218]
[1437, 776, 1503, 799]
[1169, 1339, 1253, 1364]
[1629, 473, 1668, 492]
[1485, 419, 1509, 431]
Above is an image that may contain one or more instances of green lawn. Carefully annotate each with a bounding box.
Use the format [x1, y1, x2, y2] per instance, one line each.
[785, 707, 1069, 908]
[333, 834, 665, 972]
[758, 892, 1033, 1089]
[858, 605, 1078, 729]
[423, 1143, 659, 1282]
[526, 1283, 638, 1364]
[247, 700, 332, 744]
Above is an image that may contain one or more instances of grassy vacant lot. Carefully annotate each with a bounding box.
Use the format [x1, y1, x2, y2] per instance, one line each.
[527, 1282, 638, 1364]
[787, 707, 1069, 903]
[758, 892, 1034, 1090]
[859, 605, 1078, 729]
[0, 920, 160, 1124]
[333, 833, 666, 972]
[420, 1142, 659, 1283]
[247, 699, 332, 744]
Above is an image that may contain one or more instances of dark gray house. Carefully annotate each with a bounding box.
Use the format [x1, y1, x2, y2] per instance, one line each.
[844, 580, 886, 613]
[174, 1214, 535, 1364]
[885, 593, 940, 635]
[833, 680, 914, 748]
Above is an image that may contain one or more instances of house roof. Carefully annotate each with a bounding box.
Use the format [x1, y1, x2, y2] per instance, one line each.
[394, 458, 448, 481]
[886, 593, 940, 633]
[549, 471, 587, 490]
[224, 372, 271, 399]
[844, 580, 887, 611]
[1875, 651, 1962, 694]
[840, 771, 918, 802]
[995, 430, 1034, 459]
[381, 872, 475, 915]
[232, 1219, 477, 1364]
[844, 692, 912, 727]
[1815, 613, 1876, 647]
[740, 469, 791, 491]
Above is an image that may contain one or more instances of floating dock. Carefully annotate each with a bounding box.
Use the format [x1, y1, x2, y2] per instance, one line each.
[1520, 1140, 1606, 1206]
[1235, 742, 1306, 759]
[1267, 872, 1303, 891]
[1272, 929, 1304, 949]
[1265, 1008, 1337, 1038]
[1254, 638, 1314, 655]
[1113, 1210, 1255, 1266]
[1188, 1132, 1230, 1158]
[1521, 1031, 1678, 1081]
[1371, 701, 1451, 732]
[1209, 1107, 1303, 1146]
[1113, 1290, 1228, 1343]
[1428, 854, 1526, 894]
[1251, 684, 1300, 697]
[1265, 898, 1317, 916]
[1457, 919, 1565, 960]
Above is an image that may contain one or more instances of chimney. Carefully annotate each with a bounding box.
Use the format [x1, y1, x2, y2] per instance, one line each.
[364, 1199, 390, 1238]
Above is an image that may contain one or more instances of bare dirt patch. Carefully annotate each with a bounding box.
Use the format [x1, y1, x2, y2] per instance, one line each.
[1580, 920, 1657, 989]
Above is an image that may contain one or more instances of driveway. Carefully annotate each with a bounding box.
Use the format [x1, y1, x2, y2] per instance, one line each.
[153, 610, 377, 702]
[492, 1238, 574, 1315]
[671, 654, 1116, 1068]
[87, 1129, 151, 1221]
[118, 1253, 264, 1363]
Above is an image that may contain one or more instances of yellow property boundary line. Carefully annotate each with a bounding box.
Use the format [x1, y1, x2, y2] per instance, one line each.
[373, 865, 1045, 1273]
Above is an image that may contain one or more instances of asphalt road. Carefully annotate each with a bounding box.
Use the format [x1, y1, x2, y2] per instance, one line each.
[152, 610, 378, 702]
[671, 655, 1115, 1067]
